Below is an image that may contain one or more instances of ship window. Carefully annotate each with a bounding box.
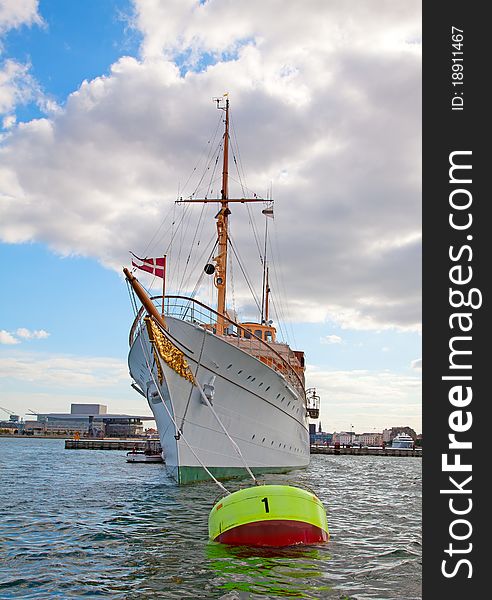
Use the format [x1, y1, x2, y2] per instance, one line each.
[287, 401, 291, 407]
[237, 370, 243, 374]
[276, 393, 281, 399]
[251, 377, 256, 382]
[258, 382, 263, 387]
[265, 386, 270, 392]
[265, 331, 273, 342]
[252, 434, 255, 439]
[271, 440, 274, 445]
[254, 330, 262, 338]
[262, 437, 266, 443]
[244, 329, 252, 339]
[227, 364, 232, 369]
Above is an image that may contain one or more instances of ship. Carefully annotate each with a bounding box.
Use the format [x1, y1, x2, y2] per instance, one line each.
[391, 432, 414, 449]
[124, 96, 320, 484]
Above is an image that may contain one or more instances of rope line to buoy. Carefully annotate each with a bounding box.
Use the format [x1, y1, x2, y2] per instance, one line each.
[194, 377, 258, 485]
[191, 329, 258, 485]
[138, 330, 230, 495]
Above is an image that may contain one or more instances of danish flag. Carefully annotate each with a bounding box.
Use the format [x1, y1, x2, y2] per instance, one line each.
[130, 253, 166, 279]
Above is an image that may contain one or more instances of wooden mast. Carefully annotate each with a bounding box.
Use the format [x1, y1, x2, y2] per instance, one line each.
[123, 267, 167, 331]
[215, 96, 230, 336]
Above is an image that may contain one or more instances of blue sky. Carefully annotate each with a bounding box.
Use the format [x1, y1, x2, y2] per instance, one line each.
[0, 1, 421, 433]
[2, 0, 139, 119]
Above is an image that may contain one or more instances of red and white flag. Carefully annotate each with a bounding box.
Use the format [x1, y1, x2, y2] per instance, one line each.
[130, 252, 166, 279]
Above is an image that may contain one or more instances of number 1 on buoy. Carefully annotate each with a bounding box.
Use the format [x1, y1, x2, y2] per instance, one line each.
[261, 497, 270, 513]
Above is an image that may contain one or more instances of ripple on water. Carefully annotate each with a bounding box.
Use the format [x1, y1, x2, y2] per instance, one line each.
[0, 439, 421, 599]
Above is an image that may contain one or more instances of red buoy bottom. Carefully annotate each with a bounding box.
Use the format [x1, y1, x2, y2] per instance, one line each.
[214, 519, 328, 547]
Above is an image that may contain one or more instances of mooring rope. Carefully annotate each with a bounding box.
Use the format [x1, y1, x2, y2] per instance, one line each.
[192, 327, 258, 486]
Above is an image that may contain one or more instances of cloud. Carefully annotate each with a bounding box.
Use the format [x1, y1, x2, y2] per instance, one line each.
[0, 350, 149, 416]
[0, 352, 128, 387]
[0, 0, 43, 34]
[0, 329, 19, 344]
[320, 335, 342, 345]
[0, 0, 421, 331]
[16, 328, 50, 339]
[306, 364, 421, 432]
[411, 358, 422, 370]
[0, 328, 50, 344]
[0, 1, 51, 128]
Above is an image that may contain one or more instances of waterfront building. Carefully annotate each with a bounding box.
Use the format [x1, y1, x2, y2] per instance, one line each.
[356, 432, 383, 447]
[310, 422, 332, 446]
[25, 404, 154, 437]
[312, 431, 333, 446]
[333, 431, 355, 445]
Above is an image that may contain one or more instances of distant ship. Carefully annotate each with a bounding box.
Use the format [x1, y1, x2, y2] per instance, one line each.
[124, 96, 320, 484]
[391, 432, 414, 449]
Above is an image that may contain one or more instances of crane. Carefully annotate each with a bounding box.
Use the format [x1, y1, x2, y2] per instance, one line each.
[0, 406, 19, 422]
[0, 406, 21, 422]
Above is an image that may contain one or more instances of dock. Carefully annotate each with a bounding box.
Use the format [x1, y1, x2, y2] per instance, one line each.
[65, 438, 160, 451]
[64, 440, 420, 456]
[311, 445, 422, 457]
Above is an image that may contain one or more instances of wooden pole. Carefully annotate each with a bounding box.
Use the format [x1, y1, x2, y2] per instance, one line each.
[123, 268, 167, 330]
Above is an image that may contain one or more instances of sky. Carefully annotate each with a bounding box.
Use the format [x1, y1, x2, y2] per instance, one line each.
[0, 0, 421, 434]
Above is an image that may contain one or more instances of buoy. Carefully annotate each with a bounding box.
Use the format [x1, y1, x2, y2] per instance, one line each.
[208, 485, 329, 547]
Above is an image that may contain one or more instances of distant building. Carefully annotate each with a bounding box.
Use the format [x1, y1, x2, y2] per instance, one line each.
[27, 403, 154, 437]
[355, 432, 383, 447]
[333, 431, 355, 445]
[309, 422, 332, 446]
[312, 432, 333, 446]
[70, 403, 107, 415]
[0, 420, 23, 434]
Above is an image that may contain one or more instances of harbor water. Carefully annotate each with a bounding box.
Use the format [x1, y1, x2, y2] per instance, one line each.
[0, 438, 421, 599]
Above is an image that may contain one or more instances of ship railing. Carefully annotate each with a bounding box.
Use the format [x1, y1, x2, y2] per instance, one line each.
[129, 295, 305, 400]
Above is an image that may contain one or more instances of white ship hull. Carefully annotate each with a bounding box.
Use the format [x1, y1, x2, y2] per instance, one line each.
[128, 316, 310, 484]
